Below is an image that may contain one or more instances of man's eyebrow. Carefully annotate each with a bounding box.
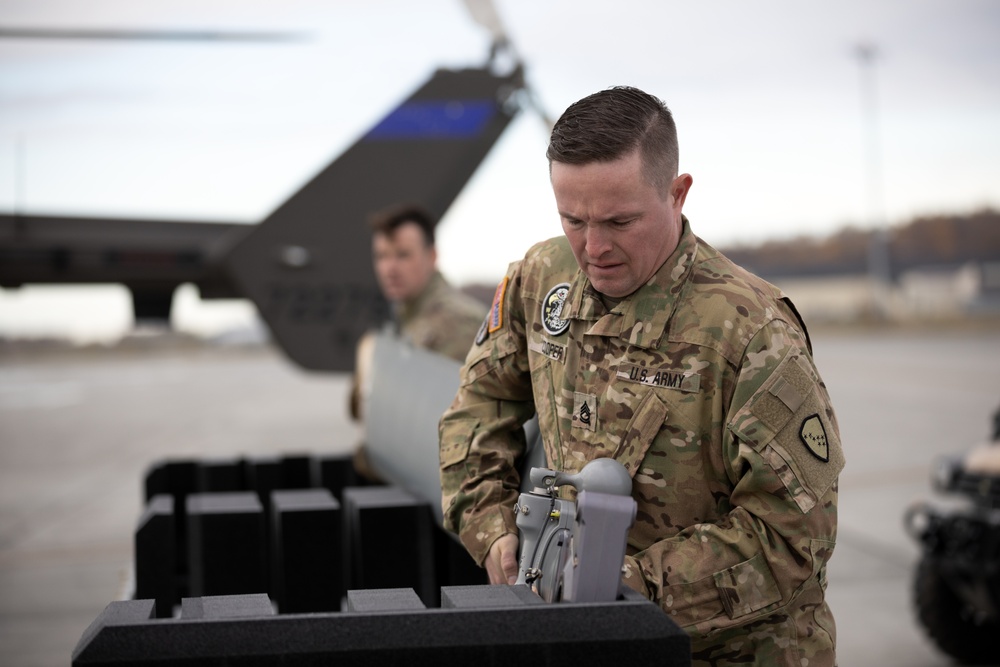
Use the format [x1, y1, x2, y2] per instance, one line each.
[558, 210, 641, 223]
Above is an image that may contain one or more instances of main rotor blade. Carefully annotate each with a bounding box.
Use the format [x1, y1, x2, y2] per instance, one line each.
[0, 27, 305, 42]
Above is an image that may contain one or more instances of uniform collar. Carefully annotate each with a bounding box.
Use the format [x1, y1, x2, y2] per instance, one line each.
[397, 270, 446, 325]
[564, 218, 697, 349]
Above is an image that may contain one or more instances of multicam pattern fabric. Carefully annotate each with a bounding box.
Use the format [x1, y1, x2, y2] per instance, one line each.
[439, 220, 844, 666]
[398, 271, 487, 363]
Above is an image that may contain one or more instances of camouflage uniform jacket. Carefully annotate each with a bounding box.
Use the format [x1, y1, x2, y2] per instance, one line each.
[398, 271, 487, 363]
[348, 271, 485, 423]
[439, 220, 844, 666]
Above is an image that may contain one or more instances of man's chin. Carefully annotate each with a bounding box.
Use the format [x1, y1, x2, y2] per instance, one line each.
[381, 286, 404, 302]
[587, 275, 632, 299]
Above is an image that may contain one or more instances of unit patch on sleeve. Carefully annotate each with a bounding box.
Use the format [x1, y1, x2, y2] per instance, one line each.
[541, 282, 571, 336]
[474, 315, 489, 345]
[617, 363, 701, 393]
[799, 414, 829, 462]
[487, 276, 508, 334]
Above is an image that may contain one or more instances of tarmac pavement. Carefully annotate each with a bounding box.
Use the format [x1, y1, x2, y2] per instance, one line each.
[1, 325, 999, 666]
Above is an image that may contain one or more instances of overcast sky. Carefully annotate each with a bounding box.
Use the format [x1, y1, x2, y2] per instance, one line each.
[1, 0, 998, 340]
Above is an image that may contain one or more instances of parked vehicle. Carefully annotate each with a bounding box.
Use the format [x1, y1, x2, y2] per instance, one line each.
[905, 406, 1000, 665]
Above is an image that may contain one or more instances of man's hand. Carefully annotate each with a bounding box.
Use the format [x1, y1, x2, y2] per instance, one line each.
[485, 533, 519, 585]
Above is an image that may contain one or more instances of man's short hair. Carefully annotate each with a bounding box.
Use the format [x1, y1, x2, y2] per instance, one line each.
[546, 86, 679, 191]
[368, 204, 436, 246]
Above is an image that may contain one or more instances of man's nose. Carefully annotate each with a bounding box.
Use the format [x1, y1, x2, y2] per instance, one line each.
[585, 225, 612, 258]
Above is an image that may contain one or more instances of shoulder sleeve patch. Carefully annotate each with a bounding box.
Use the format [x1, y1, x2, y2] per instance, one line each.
[799, 414, 829, 462]
[487, 276, 508, 334]
[728, 353, 844, 513]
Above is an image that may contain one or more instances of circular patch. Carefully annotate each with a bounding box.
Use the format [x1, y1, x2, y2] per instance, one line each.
[541, 283, 571, 336]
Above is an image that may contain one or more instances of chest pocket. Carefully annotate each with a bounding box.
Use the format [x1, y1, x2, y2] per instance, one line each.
[612, 389, 668, 477]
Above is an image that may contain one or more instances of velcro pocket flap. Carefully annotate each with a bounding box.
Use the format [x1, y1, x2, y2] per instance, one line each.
[615, 390, 668, 478]
[462, 332, 520, 386]
[713, 552, 782, 620]
[439, 417, 479, 468]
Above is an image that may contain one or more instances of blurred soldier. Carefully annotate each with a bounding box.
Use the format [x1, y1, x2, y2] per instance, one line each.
[351, 204, 486, 477]
[351, 204, 487, 420]
[439, 87, 844, 666]
[369, 204, 487, 362]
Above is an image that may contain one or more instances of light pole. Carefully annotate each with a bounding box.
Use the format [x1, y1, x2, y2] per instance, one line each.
[856, 42, 892, 319]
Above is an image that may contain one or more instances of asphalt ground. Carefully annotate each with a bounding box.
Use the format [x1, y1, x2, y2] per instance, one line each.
[1, 324, 999, 666]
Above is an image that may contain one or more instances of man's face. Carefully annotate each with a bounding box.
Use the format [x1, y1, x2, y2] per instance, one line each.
[372, 221, 437, 303]
[551, 149, 692, 298]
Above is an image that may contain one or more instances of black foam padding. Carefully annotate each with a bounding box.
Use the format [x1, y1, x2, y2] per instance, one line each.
[181, 594, 274, 619]
[346, 587, 426, 612]
[434, 528, 488, 588]
[317, 454, 364, 502]
[439, 584, 544, 608]
[341, 486, 436, 606]
[134, 495, 176, 618]
[244, 456, 283, 518]
[143, 460, 198, 503]
[72, 598, 156, 665]
[270, 489, 343, 613]
[73, 589, 691, 666]
[143, 460, 199, 588]
[186, 493, 266, 597]
[143, 462, 168, 502]
[197, 458, 245, 492]
[280, 455, 317, 489]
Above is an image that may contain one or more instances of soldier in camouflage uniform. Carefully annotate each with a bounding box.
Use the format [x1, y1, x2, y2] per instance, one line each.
[351, 204, 486, 478]
[439, 87, 844, 666]
[369, 204, 486, 362]
[393, 269, 487, 362]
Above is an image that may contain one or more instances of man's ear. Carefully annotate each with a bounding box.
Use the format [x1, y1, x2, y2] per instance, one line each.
[670, 174, 693, 213]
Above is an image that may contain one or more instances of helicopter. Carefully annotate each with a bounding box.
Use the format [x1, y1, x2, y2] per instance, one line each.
[0, 1, 543, 372]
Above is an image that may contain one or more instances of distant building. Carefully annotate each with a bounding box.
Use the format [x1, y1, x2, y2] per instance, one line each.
[773, 260, 1000, 323]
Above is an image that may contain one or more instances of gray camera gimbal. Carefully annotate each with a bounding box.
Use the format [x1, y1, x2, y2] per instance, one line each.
[514, 458, 637, 603]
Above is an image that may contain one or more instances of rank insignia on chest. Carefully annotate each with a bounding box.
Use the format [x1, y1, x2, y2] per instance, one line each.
[799, 414, 829, 462]
[572, 392, 597, 432]
[542, 282, 571, 336]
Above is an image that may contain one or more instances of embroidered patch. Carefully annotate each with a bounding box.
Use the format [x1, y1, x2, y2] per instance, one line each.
[474, 316, 489, 345]
[799, 414, 829, 462]
[528, 337, 566, 363]
[487, 276, 508, 333]
[541, 282, 571, 335]
[617, 364, 701, 392]
[572, 392, 597, 432]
